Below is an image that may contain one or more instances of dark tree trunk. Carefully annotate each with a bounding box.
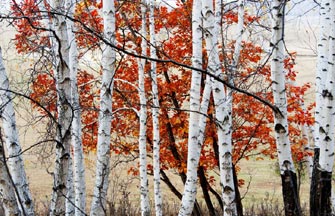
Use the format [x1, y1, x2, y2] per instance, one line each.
[160, 169, 202, 216]
[233, 165, 243, 216]
[317, 170, 333, 216]
[281, 169, 302, 216]
[209, 184, 223, 210]
[310, 148, 320, 216]
[310, 148, 333, 216]
[198, 166, 217, 216]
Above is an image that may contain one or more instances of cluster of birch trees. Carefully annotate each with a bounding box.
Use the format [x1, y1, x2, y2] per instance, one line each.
[0, 0, 334, 216]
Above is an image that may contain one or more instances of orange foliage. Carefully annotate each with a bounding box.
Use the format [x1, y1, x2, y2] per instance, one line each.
[13, 0, 314, 188]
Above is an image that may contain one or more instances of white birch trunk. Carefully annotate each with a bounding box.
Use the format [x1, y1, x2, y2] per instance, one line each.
[0, 49, 34, 215]
[90, 0, 115, 214]
[301, 121, 314, 179]
[65, 157, 74, 215]
[65, 0, 86, 214]
[0, 140, 21, 216]
[0, 48, 24, 216]
[205, 1, 239, 214]
[319, 0, 335, 173]
[232, 0, 244, 68]
[149, 1, 162, 215]
[178, 0, 202, 215]
[138, 2, 150, 215]
[270, 0, 296, 174]
[49, 0, 73, 214]
[314, 0, 330, 149]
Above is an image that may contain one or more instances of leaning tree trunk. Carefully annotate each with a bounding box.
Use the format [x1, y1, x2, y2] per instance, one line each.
[270, 1, 301, 215]
[178, 0, 203, 215]
[90, 0, 116, 214]
[149, 1, 163, 215]
[65, 0, 86, 214]
[203, 0, 239, 214]
[0, 47, 28, 216]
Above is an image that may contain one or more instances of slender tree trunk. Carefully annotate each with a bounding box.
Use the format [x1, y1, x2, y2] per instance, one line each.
[270, 1, 301, 215]
[178, 0, 203, 215]
[49, 0, 73, 214]
[231, 3, 244, 214]
[301, 116, 314, 179]
[232, 165, 243, 216]
[310, 0, 330, 214]
[137, 1, 150, 215]
[65, 0, 86, 214]
[90, 0, 115, 214]
[203, 0, 238, 214]
[0, 48, 25, 216]
[0, 137, 21, 216]
[0, 50, 35, 215]
[65, 158, 74, 215]
[149, 1, 162, 215]
[198, 166, 216, 216]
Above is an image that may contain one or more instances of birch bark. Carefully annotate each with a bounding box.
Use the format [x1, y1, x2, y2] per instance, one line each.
[270, 1, 301, 215]
[204, 0, 238, 214]
[149, 1, 162, 215]
[311, 0, 335, 215]
[138, 1, 150, 215]
[65, 0, 86, 214]
[90, 0, 115, 214]
[178, 0, 202, 215]
[0, 48, 25, 216]
[310, 1, 330, 214]
[49, 0, 73, 214]
[0, 139, 21, 216]
[0, 48, 34, 215]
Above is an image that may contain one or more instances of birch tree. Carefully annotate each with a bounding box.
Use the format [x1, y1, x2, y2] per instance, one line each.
[65, 0, 86, 214]
[149, 1, 162, 215]
[0, 47, 29, 216]
[206, 0, 239, 214]
[311, 0, 335, 214]
[138, 1, 150, 215]
[49, 0, 73, 212]
[0, 139, 21, 216]
[270, 1, 301, 215]
[90, 0, 115, 214]
[0, 47, 34, 215]
[178, 0, 203, 215]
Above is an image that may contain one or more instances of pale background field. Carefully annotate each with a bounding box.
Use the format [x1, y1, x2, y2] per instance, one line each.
[0, 1, 320, 213]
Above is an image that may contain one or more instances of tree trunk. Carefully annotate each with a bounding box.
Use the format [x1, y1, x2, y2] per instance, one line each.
[90, 0, 115, 214]
[0, 137, 21, 216]
[232, 165, 243, 216]
[49, 0, 73, 214]
[204, 0, 237, 214]
[65, 0, 86, 214]
[270, 1, 301, 215]
[178, 0, 203, 215]
[312, 0, 335, 214]
[0, 48, 24, 216]
[198, 166, 216, 216]
[149, 1, 162, 215]
[138, 2, 150, 215]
